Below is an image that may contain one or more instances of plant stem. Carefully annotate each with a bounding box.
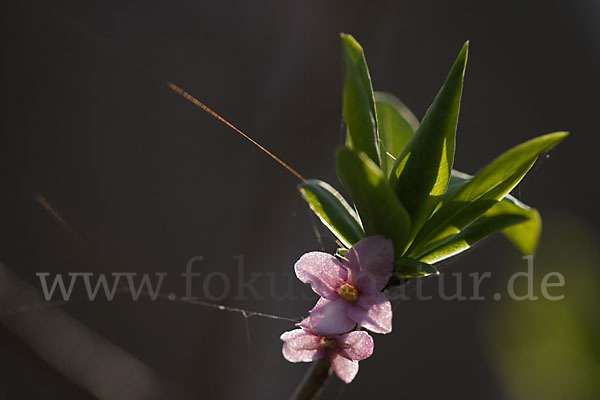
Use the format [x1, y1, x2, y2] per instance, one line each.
[288, 276, 427, 399]
[288, 357, 332, 400]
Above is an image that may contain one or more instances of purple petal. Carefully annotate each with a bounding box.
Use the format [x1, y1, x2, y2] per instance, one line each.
[280, 328, 321, 350]
[307, 297, 356, 336]
[282, 343, 323, 363]
[296, 316, 313, 330]
[343, 236, 394, 292]
[347, 291, 392, 334]
[336, 331, 374, 361]
[328, 352, 359, 384]
[280, 329, 324, 362]
[295, 252, 348, 299]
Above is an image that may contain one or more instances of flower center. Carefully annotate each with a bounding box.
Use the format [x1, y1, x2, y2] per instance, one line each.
[338, 283, 359, 303]
[320, 337, 337, 349]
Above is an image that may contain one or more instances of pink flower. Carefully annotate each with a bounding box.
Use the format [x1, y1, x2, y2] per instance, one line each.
[280, 324, 374, 383]
[295, 236, 394, 335]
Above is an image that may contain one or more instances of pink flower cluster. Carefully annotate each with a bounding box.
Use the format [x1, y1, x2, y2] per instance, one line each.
[281, 236, 394, 383]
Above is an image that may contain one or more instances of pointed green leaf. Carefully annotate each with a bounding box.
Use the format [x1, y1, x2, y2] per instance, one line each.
[375, 92, 419, 177]
[336, 248, 349, 258]
[446, 169, 473, 197]
[389, 42, 469, 237]
[299, 179, 365, 248]
[419, 213, 528, 264]
[446, 170, 542, 255]
[486, 196, 541, 255]
[336, 147, 411, 255]
[341, 33, 380, 165]
[394, 257, 439, 279]
[409, 132, 568, 257]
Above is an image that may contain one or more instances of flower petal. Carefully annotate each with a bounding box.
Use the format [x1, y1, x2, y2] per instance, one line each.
[296, 316, 313, 330]
[282, 343, 323, 362]
[307, 297, 356, 336]
[336, 331, 374, 361]
[295, 252, 348, 299]
[343, 236, 394, 292]
[280, 328, 321, 351]
[347, 292, 392, 334]
[281, 328, 323, 362]
[328, 352, 359, 384]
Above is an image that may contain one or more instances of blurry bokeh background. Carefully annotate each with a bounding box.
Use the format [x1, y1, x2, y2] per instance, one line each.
[1, 0, 599, 398]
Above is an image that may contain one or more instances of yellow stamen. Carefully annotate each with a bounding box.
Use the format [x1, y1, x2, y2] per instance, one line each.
[321, 337, 337, 349]
[338, 283, 359, 303]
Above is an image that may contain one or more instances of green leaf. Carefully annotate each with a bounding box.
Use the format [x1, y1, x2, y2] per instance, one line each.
[446, 170, 542, 255]
[341, 33, 380, 165]
[389, 42, 469, 237]
[299, 179, 365, 248]
[394, 257, 439, 279]
[486, 196, 542, 255]
[336, 248, 349, 258]
[336, 147, 411, 255]
[446, 169, 473, 198]
[418, 213, 529, 264]
[409, 132, 568, 257]
[375, 92, 419, 177]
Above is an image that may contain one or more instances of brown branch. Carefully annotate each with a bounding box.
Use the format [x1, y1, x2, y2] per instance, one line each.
[288, 357, 332, 400]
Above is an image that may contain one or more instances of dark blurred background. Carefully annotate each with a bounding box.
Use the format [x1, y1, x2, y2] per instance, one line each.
[1, 0, 598, 399]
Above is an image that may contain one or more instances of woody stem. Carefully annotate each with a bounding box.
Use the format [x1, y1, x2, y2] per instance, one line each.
[288, 357, 332, 400]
